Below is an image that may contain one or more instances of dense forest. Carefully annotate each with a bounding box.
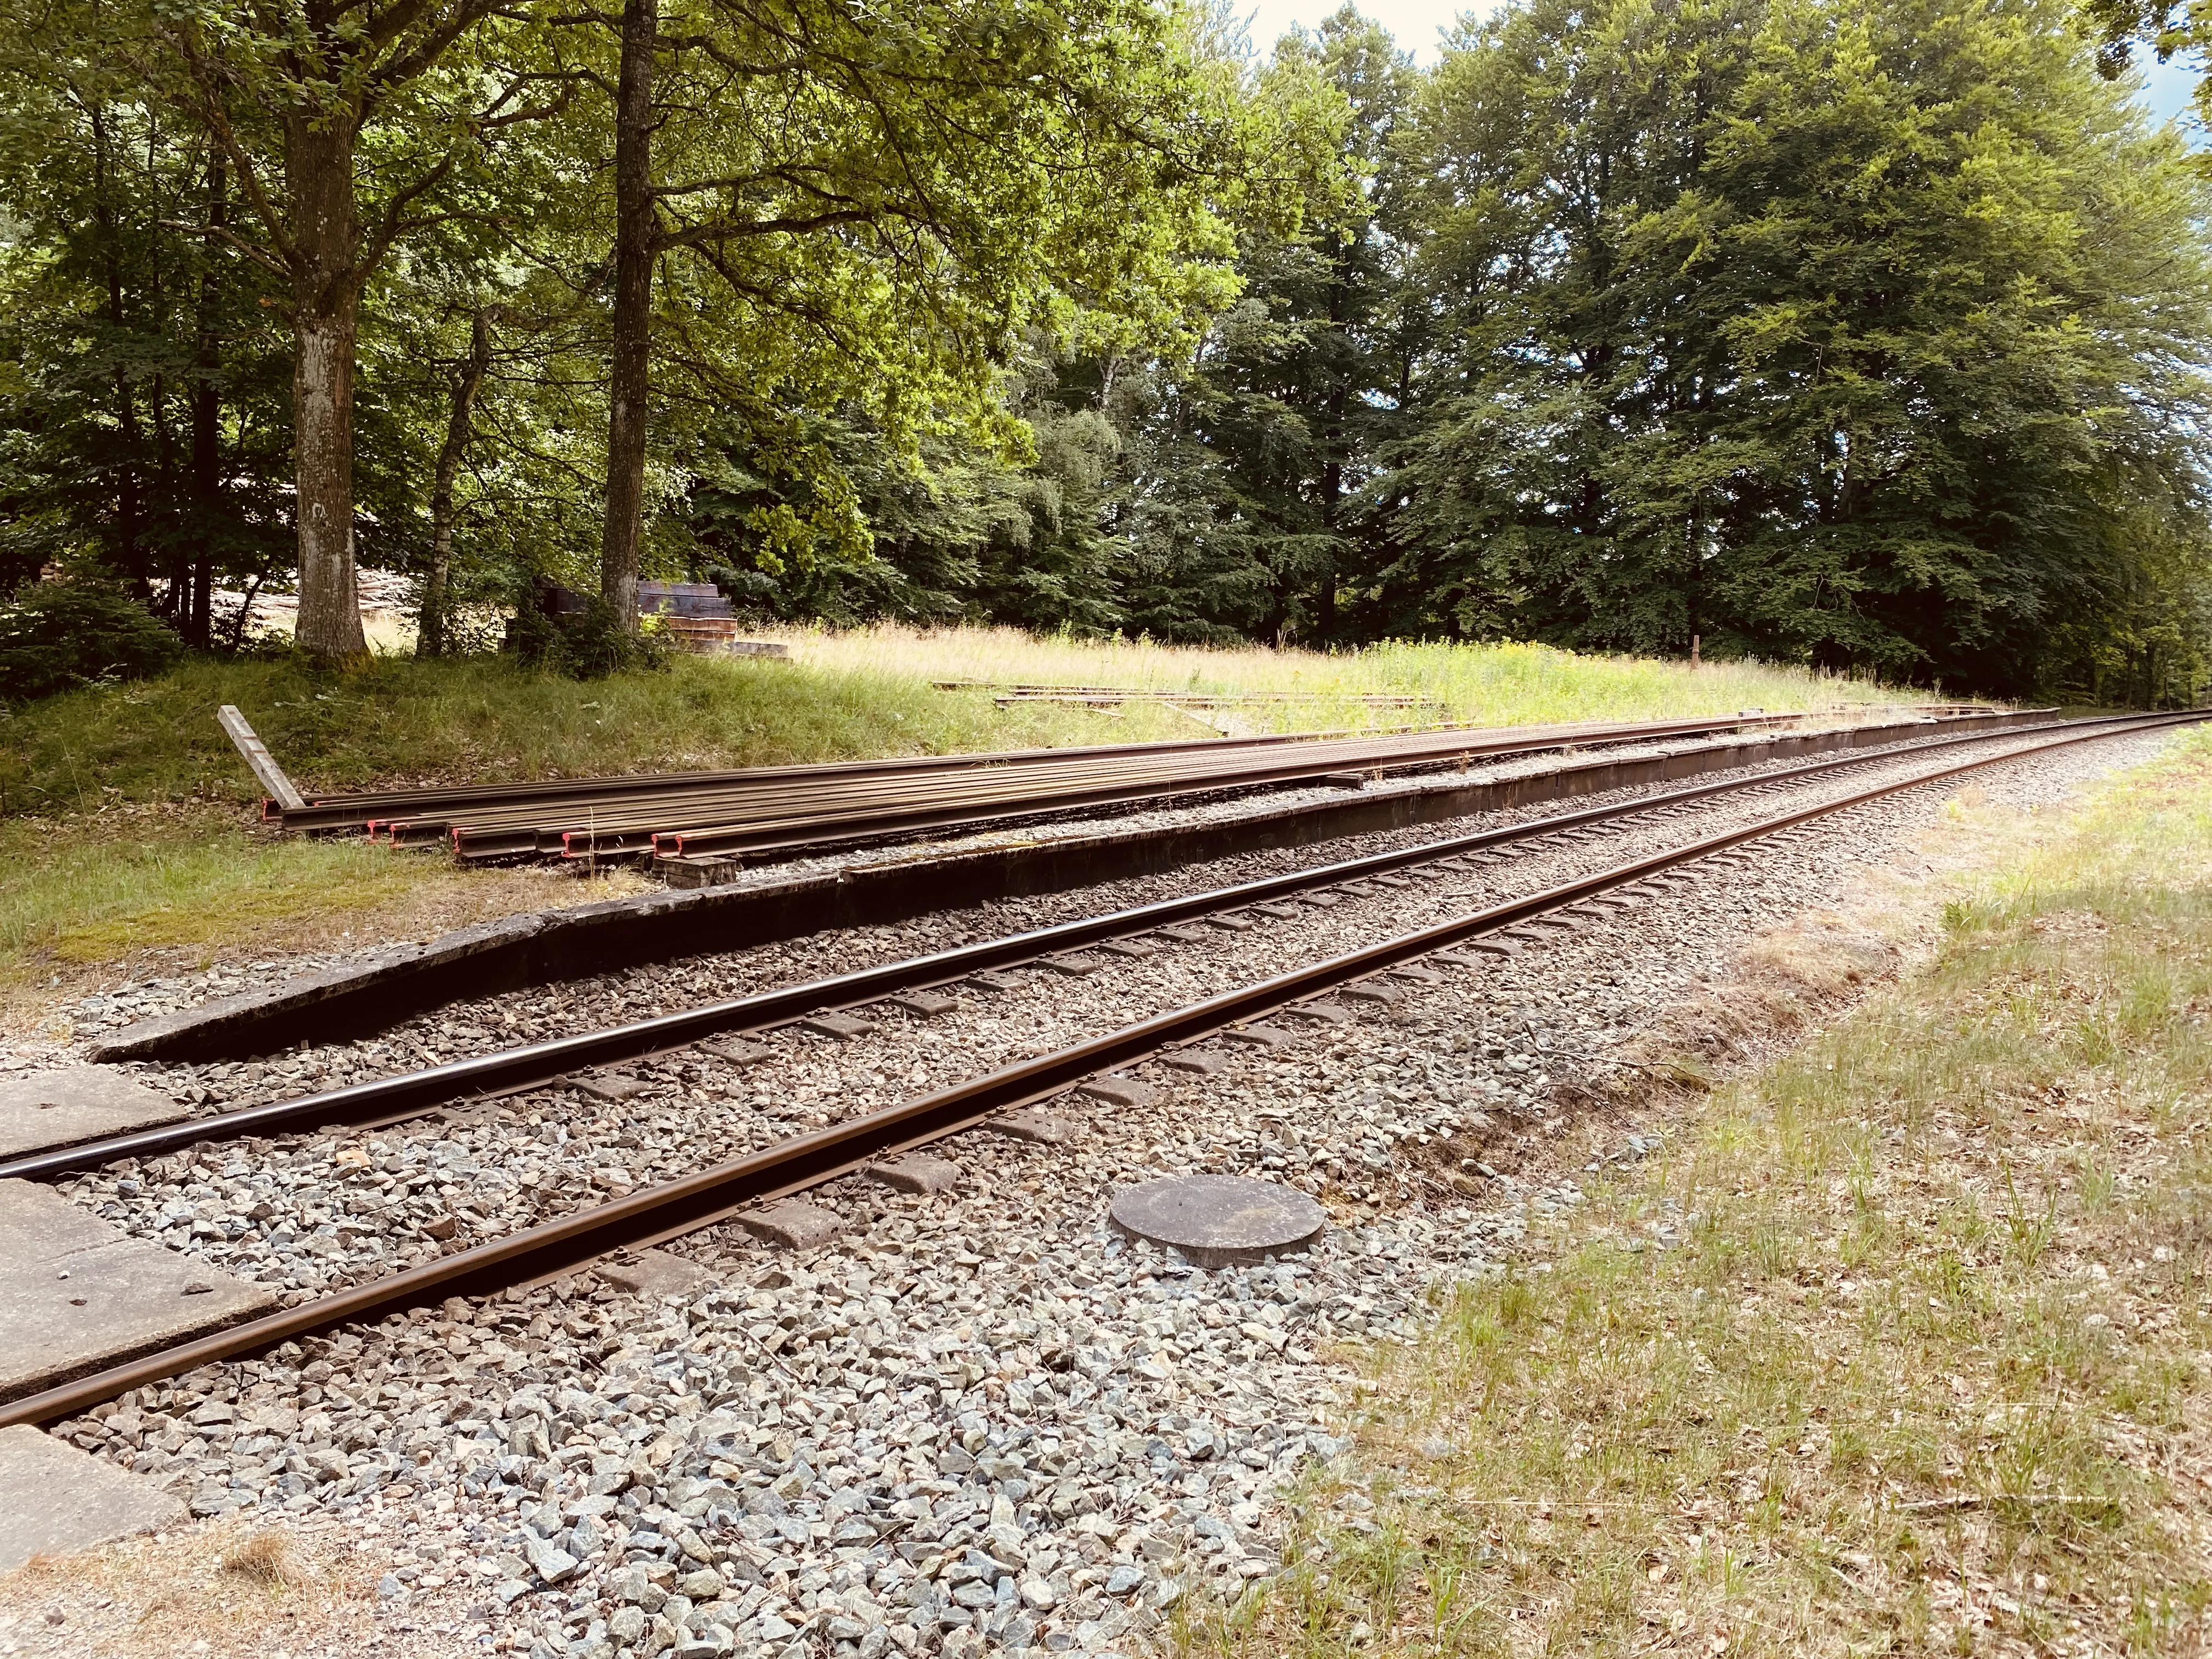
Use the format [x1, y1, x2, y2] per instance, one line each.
[4, 0, 2211, 702]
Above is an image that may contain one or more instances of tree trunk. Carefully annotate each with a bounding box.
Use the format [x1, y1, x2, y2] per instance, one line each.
[285, 110, 368, 658]
[88, 105, 147, 597]
[421, 308, 494, 657]
[187, 153, 226, 650]
[599, 0, 658, 633]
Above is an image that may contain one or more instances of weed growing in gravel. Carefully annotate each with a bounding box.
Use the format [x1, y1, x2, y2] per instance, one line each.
[219, 1528, 313, 1591]
[1198, 731, 2212, 1656]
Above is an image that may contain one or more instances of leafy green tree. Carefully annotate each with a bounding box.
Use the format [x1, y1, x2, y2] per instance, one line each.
[0, 44, 306, 639]
[1386, 0, 2212, 692]
[119, 0, 565, 656]
[1098, 7, 1409, 645]
[569, 0, 1325, 632]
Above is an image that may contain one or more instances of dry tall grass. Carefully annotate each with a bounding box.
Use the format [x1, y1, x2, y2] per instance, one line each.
[769, 624, 1936, 735]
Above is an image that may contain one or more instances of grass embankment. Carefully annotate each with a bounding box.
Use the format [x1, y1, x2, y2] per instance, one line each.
[0, 630, 1923, 1019]
[0, 650, 1188, 1016]
[1201, 733, 2212, 1656]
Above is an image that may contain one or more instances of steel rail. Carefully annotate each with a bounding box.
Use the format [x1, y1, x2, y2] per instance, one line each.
[622, 714, 1854, 860]
[4, 708, 2195, 1429]
[3, 710, 2165, 1185]
[289, 710, 1790, 835]
[281, 723, 1344, 831]
[393, 711, 1818, 857]
[428, 711, 1817, 855]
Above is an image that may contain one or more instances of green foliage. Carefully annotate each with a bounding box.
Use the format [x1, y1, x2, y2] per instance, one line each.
[506, 594, 669, 681]
[0, 0, 2208, 696]
[1379, 0, 2212, 696]
[0, 582, 181, 705]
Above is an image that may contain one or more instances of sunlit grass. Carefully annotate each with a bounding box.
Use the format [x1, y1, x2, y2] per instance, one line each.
[0, 805, 592, 1013]
[1199, 729, 2212, 1657]
[769, 623, 1936, 735]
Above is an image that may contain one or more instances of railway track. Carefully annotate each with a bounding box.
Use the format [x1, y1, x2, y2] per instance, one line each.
[5, 708, 2147, 1180]
[2, 706, 2197, 1433]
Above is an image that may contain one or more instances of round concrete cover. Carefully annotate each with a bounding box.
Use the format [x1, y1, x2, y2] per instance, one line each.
[1109, 1175, 1327, 1268]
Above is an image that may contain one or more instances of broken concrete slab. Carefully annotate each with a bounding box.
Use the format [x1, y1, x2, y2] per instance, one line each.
[866, 1154, 961, 1194]
[986, 1109, 1074, 1146]
[597, 1248, 717, 1300]
[1339, 983, 1402, 1006]
[1283, 1001, 1356, 1026]
[1161, 1048, 1234, 1075]
[1220, 1024, 1301, 1051]
[735, 1200, 843, 1250]
[0, 1067, 194, 1161]
[1091, 939, 1156, 960]
[882, 990, 960, 1018]
[1430, 950, 1500, 969]
[1040, 954, 1104, 977]
[697, 1037, 776, 1067]
[0, 1425, 186, 1573]
[1152, 924, 1212, 944]
[1389, 966, 1446, 985]
[962, 970, 1024, 994]
[0, 1179, 277, 1402]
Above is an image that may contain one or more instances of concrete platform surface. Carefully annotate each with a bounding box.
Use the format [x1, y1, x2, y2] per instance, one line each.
[0, 1066, 194, 1161]
[0, 1179, 279, 1403]
[0, 1424, 184, 1572]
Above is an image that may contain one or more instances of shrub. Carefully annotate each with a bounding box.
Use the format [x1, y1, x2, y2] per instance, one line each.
[505, 587, 667, 680]
[0, 582, 183, 705]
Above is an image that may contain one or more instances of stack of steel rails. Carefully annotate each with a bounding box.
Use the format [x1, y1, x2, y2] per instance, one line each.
[264, 710, 1815, 866]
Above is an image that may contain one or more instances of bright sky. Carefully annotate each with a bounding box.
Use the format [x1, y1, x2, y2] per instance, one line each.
[1239, 0, 2205, 137]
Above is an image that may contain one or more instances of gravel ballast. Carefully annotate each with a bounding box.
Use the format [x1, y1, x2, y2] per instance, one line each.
[1, 725, 2186, 1659]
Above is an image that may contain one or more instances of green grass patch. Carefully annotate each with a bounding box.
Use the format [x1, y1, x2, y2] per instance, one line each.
[776, 624, 1926, 734]
[0, 804, 585, 1000]
[1200, 730, 2212, 1657]
[1, 631, 1931, 816]
[0, 650, 1202, 815]
[0, 628, 1934, 995]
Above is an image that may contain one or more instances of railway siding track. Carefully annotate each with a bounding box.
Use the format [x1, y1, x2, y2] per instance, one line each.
[2, 707, 2197, 1433]
[273, 709, 1818, 857]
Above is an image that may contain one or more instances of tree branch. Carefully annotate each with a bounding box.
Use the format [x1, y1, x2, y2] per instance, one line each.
[159, 217, 293, 284]
[351, 154, 460, 292]
[653, 207, 883, 251]
[155, 26, 300, 272]
[374, 0, 511, 91]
